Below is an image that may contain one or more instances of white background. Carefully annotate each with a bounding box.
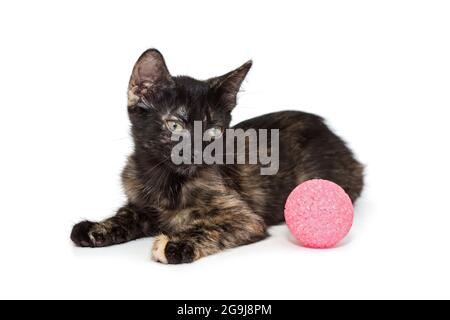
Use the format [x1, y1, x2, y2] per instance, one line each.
[1, 0, 449, 300]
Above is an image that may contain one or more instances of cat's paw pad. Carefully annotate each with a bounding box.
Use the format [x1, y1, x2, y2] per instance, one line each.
[165, 240, 195, 264]
[151, 235, 195, 264]
[71, 221, 97, 247]
[71, 221, 110, 247]
[152, 234, 195, 264]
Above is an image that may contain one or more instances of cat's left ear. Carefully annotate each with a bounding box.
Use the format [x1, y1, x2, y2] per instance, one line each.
[208, 60, 252, 111]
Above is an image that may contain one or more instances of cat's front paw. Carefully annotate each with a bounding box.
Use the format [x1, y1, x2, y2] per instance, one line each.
[71, 221, 96, 247]
[151, 235, 195, 264]
[70, 221, 112, 248]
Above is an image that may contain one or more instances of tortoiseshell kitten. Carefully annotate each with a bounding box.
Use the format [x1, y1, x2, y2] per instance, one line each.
[71, 49, 364, 264]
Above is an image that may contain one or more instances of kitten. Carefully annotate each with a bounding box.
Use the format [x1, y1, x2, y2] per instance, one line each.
[71, 49, 364, 264]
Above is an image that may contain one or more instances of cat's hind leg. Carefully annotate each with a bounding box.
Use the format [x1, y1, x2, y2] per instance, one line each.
[71, 204, 159, 248]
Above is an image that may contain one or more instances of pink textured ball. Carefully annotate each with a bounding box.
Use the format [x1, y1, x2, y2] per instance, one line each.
[284, 179, 354, 248]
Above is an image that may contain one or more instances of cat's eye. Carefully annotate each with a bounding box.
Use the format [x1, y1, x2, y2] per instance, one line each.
[205, 127, 223, 139]
[165, 120, 185, 133]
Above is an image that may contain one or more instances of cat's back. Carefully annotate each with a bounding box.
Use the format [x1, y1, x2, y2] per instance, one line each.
[228, 110, 364, 226]
[232, 110, 324, 131]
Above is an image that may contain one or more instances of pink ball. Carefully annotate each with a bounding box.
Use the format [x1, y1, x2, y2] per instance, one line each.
[284, 179, 354, 248]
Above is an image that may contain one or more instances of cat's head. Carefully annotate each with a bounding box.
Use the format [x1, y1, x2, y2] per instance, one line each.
[127, 49, 252, 176]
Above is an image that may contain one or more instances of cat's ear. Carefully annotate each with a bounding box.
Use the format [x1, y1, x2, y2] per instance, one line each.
[208, 60, 252, 111]
[128, 49, 174, 107]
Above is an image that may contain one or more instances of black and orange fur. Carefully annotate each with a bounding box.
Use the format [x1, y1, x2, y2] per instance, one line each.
[71, 49, 364, 264]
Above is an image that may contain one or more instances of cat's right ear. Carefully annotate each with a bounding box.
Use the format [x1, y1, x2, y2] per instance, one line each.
[128, 49, 174, 107]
